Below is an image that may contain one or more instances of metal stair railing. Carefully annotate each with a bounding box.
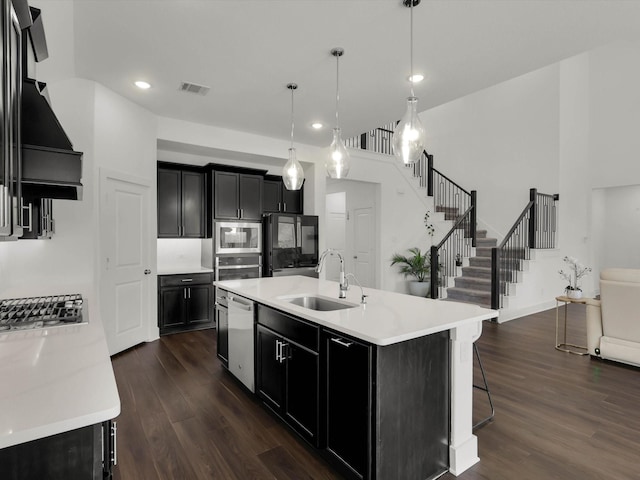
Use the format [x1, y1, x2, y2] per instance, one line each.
[430, 194, 476, 299]
[491, 188, 558, 309]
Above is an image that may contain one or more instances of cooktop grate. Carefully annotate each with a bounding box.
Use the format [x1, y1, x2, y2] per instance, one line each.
[0, 294, 84, 331]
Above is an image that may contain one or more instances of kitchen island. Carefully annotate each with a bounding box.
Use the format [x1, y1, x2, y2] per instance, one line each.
[0, 298, 120, 477]
[216, 275, 498, 479]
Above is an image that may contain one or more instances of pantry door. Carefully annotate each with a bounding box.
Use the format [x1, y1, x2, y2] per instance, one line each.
[99, 169, 153, 355]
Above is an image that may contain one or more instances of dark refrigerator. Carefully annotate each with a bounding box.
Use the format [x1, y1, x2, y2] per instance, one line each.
[263, 214, 319, 277]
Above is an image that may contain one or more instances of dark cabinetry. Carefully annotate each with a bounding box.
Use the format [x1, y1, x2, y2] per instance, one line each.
[263, 174, 303, 214]
[324, 332, 372, 479]
[214, 170, 262, 220]
[321, 328, 450, 480]
[157, 164, 205, 238]
[256, 304, 319, 445]
[0, 420, 116, 480]
[215, 288, 229, 366]
[158, 272, 213, 335]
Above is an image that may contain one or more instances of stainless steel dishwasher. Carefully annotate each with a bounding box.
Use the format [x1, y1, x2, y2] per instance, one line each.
[227, 293, 255, 392]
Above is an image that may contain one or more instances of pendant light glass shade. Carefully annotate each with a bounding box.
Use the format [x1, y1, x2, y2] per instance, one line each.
[283, 147, 304, 190]
[326, 47, 350, 179]
[283, 83, 304, 190]
[392, 96, 426, 165]
[393, 0, 426, 165]
[326, 127, 350, 179]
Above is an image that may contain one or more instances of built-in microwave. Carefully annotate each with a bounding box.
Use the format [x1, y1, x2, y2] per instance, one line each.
[215, 221, 262, 254]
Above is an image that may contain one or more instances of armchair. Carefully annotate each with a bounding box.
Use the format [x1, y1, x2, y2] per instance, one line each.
[586, 268, 640, 368]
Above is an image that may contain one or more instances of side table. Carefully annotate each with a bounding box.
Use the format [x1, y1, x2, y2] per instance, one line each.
[555, 295, 589, 355]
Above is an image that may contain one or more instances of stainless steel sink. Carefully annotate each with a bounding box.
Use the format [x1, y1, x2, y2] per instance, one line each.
[287, 295, 357, 311]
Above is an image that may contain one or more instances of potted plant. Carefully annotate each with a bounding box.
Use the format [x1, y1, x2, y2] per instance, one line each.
[391, 247, 432, 297]
[558, 256, 592, 299]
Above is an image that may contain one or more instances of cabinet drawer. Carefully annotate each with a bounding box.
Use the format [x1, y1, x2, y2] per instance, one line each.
[257, 304, 319, 352]
[159, 273, 213, 288]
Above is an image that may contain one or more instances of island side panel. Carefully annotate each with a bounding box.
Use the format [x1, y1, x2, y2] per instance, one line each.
[374, 330, 449, 480]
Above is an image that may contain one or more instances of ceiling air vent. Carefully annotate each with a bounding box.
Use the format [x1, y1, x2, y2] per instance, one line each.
[178, 81, 210, 96]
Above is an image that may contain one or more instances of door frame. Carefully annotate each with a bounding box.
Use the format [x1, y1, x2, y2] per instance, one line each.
[98, 168, 158, 353]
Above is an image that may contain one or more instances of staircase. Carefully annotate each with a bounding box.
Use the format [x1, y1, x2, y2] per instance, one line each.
[445, 230, 496, 308]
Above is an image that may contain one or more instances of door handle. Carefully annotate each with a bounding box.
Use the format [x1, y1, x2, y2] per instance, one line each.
[275, 340, 281, 362]
[144, 269, 151, 275]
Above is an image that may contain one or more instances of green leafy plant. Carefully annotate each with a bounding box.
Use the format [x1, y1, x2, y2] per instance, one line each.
[391, 247, 431, 282]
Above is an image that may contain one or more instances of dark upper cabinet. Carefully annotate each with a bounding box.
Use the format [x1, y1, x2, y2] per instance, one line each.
[263, 175, 303, 214]
[157, 164, 205, 238]
[214, 171, 263, 220]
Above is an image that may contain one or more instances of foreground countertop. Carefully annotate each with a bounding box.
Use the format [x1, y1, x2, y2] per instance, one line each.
[157, 266, 214, 276]
[0, 300, 120, 449]
[215, 276, 498, 346]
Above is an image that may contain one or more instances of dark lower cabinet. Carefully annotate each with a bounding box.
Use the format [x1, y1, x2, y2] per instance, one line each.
[158, 273, 214, 335]
[256, 306, 319, 446]
[324, 332, 372, 479]
[0, 420, 116, 480]
[251, 305, 449, 480]
[215, 291, 229, 366]
[322, 328, 450, 480]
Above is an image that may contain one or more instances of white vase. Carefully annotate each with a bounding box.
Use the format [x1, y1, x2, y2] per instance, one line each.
[566, 289, 583, 299]
[408, 281, 431, 297]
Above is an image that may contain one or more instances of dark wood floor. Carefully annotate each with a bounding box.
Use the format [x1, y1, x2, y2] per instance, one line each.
[111, 304, 640, 479]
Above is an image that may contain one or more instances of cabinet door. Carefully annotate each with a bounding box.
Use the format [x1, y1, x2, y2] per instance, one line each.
[284, 342, 319, 445]
[181, 171, 205, 238]
[216, 306, 228, 364]
[159, 287, 186, 329]
[186, 284, 211, 326]
[256, 325, 284, 411]
[263, 178, 282, 213]
[282, 184, 303, 214]
[325, 333, 371, 479]
[238, 174, 263, 220]
[157, 168, 181, 237]
[214, 171, 240, 219]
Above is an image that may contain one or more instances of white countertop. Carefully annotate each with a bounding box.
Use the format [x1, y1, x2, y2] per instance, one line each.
[158, 266, 214, 275]
[0, 301, 121, 449]
[215, 276, 498, 346]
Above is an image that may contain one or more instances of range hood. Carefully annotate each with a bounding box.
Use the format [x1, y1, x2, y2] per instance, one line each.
[21, 78, 83, 200]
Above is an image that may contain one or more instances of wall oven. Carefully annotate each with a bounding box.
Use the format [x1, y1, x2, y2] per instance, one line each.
[215, 221, 261, 254]
[215, 254, 262, 282]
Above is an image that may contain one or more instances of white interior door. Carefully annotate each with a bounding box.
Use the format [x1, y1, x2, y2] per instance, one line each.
[100, 170, 152, 355]
[325, 192, 346, 282]
[353, 206, 375, 288]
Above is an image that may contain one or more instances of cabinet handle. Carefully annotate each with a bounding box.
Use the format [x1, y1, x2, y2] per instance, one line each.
[275, 340, 281, 362]
[184, 289, 187, 299]
[181, 278, 193, 282]
[21, 200, 32, 232]
[331, 337, 353, 348]
[283, 202, 287, 212]
[188, 287, 191, 299]
[112, 421, 118, 466]
[280, 341, 289, 363]
[278, 202, 282, 212]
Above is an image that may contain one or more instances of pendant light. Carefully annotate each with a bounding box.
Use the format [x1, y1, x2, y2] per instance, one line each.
[326, 47, 350, 179]
[392, 0, 426, 165]
[282, 83, 304, 190]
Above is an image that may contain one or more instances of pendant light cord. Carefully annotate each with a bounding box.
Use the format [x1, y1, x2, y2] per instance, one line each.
[410, 0, 415, 98]
[335, 53, 340, 129]
[290, 87, 295, 150]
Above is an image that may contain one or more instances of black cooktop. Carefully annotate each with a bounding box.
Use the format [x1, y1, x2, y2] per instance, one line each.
[0, 294, 84, 332]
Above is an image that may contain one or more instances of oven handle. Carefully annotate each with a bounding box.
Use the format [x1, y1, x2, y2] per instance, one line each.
[217, 264, 261, 270]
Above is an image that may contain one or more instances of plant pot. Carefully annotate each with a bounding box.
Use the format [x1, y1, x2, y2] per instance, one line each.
[566, 289, 583, 299]
[408, 281, 430, 297]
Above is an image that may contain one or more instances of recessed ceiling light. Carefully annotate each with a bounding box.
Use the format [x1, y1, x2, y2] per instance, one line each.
[135, 80, 151, 90]
[408, 74, 424, 83]
[311, 122, 323, 130]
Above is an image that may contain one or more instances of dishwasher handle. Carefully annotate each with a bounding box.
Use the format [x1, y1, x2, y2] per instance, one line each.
[228, 294, 254, 311]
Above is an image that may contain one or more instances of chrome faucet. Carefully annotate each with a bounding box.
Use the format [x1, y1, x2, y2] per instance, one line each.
[316, 249, 349, 298]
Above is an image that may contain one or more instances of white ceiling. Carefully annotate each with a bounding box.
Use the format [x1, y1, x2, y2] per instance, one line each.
[43, 1, 640, 147]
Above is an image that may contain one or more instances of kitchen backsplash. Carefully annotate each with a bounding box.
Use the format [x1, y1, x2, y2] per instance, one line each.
[157, 238, 203, 271]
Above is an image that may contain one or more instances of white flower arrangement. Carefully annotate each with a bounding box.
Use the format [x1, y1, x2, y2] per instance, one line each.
[558, 256, 592, 292]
